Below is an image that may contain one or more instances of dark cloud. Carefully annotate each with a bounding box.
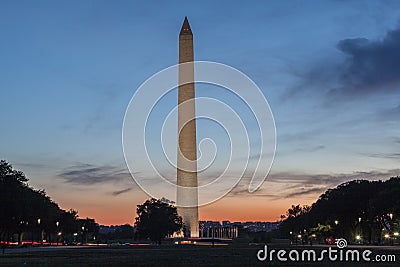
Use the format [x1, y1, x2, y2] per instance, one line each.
[15, 162, 47, 168]
[59, 163, 131, 185]
[333, 28, 400, 96]
[294, 145, 325, 153]
[284, 187, 325, 199]
[227, 184, 281, 199]
[111, 188, 132, 196]
[228, 169, 400, 199]
[365, 152, 400, 160]
[284, 27, 400, 102]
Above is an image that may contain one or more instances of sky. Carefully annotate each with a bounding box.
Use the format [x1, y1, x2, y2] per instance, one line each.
[1, 0, 400, 225]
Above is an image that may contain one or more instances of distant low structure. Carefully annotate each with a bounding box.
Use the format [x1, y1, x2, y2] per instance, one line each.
[199, 221, 238, 239]
[199, 221, 280, 238]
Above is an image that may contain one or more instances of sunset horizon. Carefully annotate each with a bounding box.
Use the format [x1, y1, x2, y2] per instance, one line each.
[1, 1, 400, 266]
[2, 0, 400, 230]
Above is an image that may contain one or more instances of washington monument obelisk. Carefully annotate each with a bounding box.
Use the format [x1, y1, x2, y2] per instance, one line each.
[176, 17, 199, 238]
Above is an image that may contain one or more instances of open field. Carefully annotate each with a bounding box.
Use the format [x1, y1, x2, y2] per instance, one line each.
[0, 244, 399, 266]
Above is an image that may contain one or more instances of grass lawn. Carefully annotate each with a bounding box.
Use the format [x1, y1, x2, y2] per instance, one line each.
[0, 244, 399, 266]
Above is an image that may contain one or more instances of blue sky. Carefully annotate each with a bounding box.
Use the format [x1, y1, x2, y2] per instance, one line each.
[1, 0, 400, 224]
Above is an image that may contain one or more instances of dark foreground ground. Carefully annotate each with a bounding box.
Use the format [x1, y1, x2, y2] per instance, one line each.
[0, 244, 399, 266]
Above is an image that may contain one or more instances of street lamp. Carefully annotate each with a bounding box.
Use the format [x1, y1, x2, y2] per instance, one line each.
[82, 226, 85, 244]
[358, 217, 361, 223]
[55, 221, 60, 246]
[334, 220, 339, 238]
[389, 213, 393, 220]
[57, 232, 62, 246]
[37, 218, 42, 245]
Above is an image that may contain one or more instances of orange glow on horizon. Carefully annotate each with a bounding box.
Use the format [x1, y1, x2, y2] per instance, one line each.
[59, 195, 312, 226]
[46, 183, 314, 226]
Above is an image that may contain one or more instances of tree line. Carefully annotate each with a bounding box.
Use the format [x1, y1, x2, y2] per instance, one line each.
[0, 160, 183, 246]
[0, 160, 98, 245]
[279, 178, 400, 244]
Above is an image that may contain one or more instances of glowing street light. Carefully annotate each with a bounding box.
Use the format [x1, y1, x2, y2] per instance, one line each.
[384, 234, 390, 238]
[37, 218, 42, 245]
[355, 235, 361, 240]
[358, 217, 361, 223]
[389, 213, 393, 220]
[334, 220, 339, 225]
[56, 221, 59, 227]
[394, 232, 399, 237]
[81, 226, 86, 244]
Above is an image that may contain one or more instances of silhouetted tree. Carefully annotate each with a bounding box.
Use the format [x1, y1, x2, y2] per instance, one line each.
[135, 198, 182, 244]
[279, 204, 311, 238]
[114, 224, 135, 239]
[100, 224, 135, 241]
[78, 218, 99, 243]
[279, 177, 400, 244]
[0, 160, 97, 245]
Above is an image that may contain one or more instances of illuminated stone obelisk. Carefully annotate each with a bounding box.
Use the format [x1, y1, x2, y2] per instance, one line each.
[176, 17, 199, 238]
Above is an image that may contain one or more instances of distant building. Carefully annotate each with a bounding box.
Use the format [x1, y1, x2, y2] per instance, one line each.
[199, 221, 238, 238]
[198, 220, 280, 238]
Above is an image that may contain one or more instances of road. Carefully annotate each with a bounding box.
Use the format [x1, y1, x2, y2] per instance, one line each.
[2, 245, 92, 254]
